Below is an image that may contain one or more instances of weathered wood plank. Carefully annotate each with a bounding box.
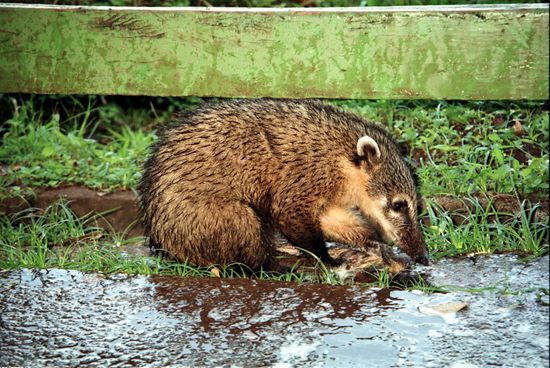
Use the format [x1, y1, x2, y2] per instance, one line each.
[0, 4, 548, 99]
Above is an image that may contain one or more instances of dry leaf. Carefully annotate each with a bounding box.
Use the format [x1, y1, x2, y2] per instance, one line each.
[418, 302, 468, 324]
[428, 302, 468, 314]
[466, 251, 489, 257]
[211, 267, 221, 277]
[513, 120, 524, 136]
[275, 244, 301, 256]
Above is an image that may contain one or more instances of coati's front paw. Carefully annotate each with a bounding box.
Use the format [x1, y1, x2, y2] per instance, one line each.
[365, 240, 412, 274]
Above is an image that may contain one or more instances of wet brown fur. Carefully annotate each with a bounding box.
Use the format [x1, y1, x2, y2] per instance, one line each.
[139, 99, 426, 269]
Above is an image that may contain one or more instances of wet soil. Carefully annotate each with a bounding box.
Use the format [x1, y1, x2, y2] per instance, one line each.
[0, 186, 143, 237]
[432, 192, 549, 224]
[1, 186, 547, 236]
[1, 254, 548, 367]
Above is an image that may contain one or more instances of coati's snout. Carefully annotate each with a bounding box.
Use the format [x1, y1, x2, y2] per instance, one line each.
[356, 135, 429, 266]
[358, 194, 429, 266]
[414, 251, 430, 266]
[387, 196, 429, 265]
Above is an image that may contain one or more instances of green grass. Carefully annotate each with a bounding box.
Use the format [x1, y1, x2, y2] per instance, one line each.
[423, 196, 548, 259]
[0, 200, 355, 284]
[0, 99, 157, 193]
[2, 98, 547, 199]
[0, 199, 431, 287]
[0, 198, 546, 288]
[0, 199, 236, 277]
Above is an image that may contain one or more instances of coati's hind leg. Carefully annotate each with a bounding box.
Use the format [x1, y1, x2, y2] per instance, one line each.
[165, 200, 275, 270]
[213, 202, 277, 270]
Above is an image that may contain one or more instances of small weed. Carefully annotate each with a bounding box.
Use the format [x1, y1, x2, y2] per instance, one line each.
[535, 288, 550, 306]
[293, 247, 348, 285]
[372, 267, 392, 288]
[0, 201, 101, 269]
[407, 274, 447, 293]
[255, 260, 310, 283]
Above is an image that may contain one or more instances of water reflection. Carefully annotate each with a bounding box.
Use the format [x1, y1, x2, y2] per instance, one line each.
[0, 254, 548, 367]
[151, 276, 397, 333]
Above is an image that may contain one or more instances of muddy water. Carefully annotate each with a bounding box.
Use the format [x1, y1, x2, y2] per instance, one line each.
[0, 255, 548, 367]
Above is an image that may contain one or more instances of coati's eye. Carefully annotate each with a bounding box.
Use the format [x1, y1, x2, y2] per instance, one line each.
[391, 200, 407, 212]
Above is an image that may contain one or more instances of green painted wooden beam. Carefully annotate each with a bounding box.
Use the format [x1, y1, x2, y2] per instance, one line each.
[0, 4, 548, 99]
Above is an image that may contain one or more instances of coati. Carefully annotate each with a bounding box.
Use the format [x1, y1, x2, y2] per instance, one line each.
[139, 99, 429, 271]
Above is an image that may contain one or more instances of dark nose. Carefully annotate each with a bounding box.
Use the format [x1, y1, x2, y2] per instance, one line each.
[415, 253, 429, 266]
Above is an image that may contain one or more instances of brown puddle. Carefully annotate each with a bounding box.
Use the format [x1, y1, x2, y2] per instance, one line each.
[1, 254, 548, 367]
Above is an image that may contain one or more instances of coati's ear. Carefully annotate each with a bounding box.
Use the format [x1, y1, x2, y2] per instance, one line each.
[356, 135, 381, 166]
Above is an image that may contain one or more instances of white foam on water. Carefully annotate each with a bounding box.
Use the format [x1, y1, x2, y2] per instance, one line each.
[273, 334, 322, 368]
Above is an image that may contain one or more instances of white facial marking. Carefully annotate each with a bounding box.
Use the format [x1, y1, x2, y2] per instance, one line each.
[367, 197, 399, 243]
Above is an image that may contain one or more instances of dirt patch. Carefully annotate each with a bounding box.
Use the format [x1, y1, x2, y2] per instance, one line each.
[431, 192, 549, 225]
[2, 186, 546, 236]
[0, 186, 142, 237]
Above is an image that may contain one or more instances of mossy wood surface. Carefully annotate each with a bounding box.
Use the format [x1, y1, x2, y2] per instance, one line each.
[0, 3, 548, 99]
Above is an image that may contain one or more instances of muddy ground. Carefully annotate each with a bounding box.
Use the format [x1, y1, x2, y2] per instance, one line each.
[0, 254, 548, 367]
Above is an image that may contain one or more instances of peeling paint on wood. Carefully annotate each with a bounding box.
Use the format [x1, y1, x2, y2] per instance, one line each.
[0, 4, 548, 99]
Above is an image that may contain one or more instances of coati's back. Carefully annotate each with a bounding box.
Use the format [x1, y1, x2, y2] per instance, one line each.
[141, 99, 371, 211]
[139, 99, 426, 269]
